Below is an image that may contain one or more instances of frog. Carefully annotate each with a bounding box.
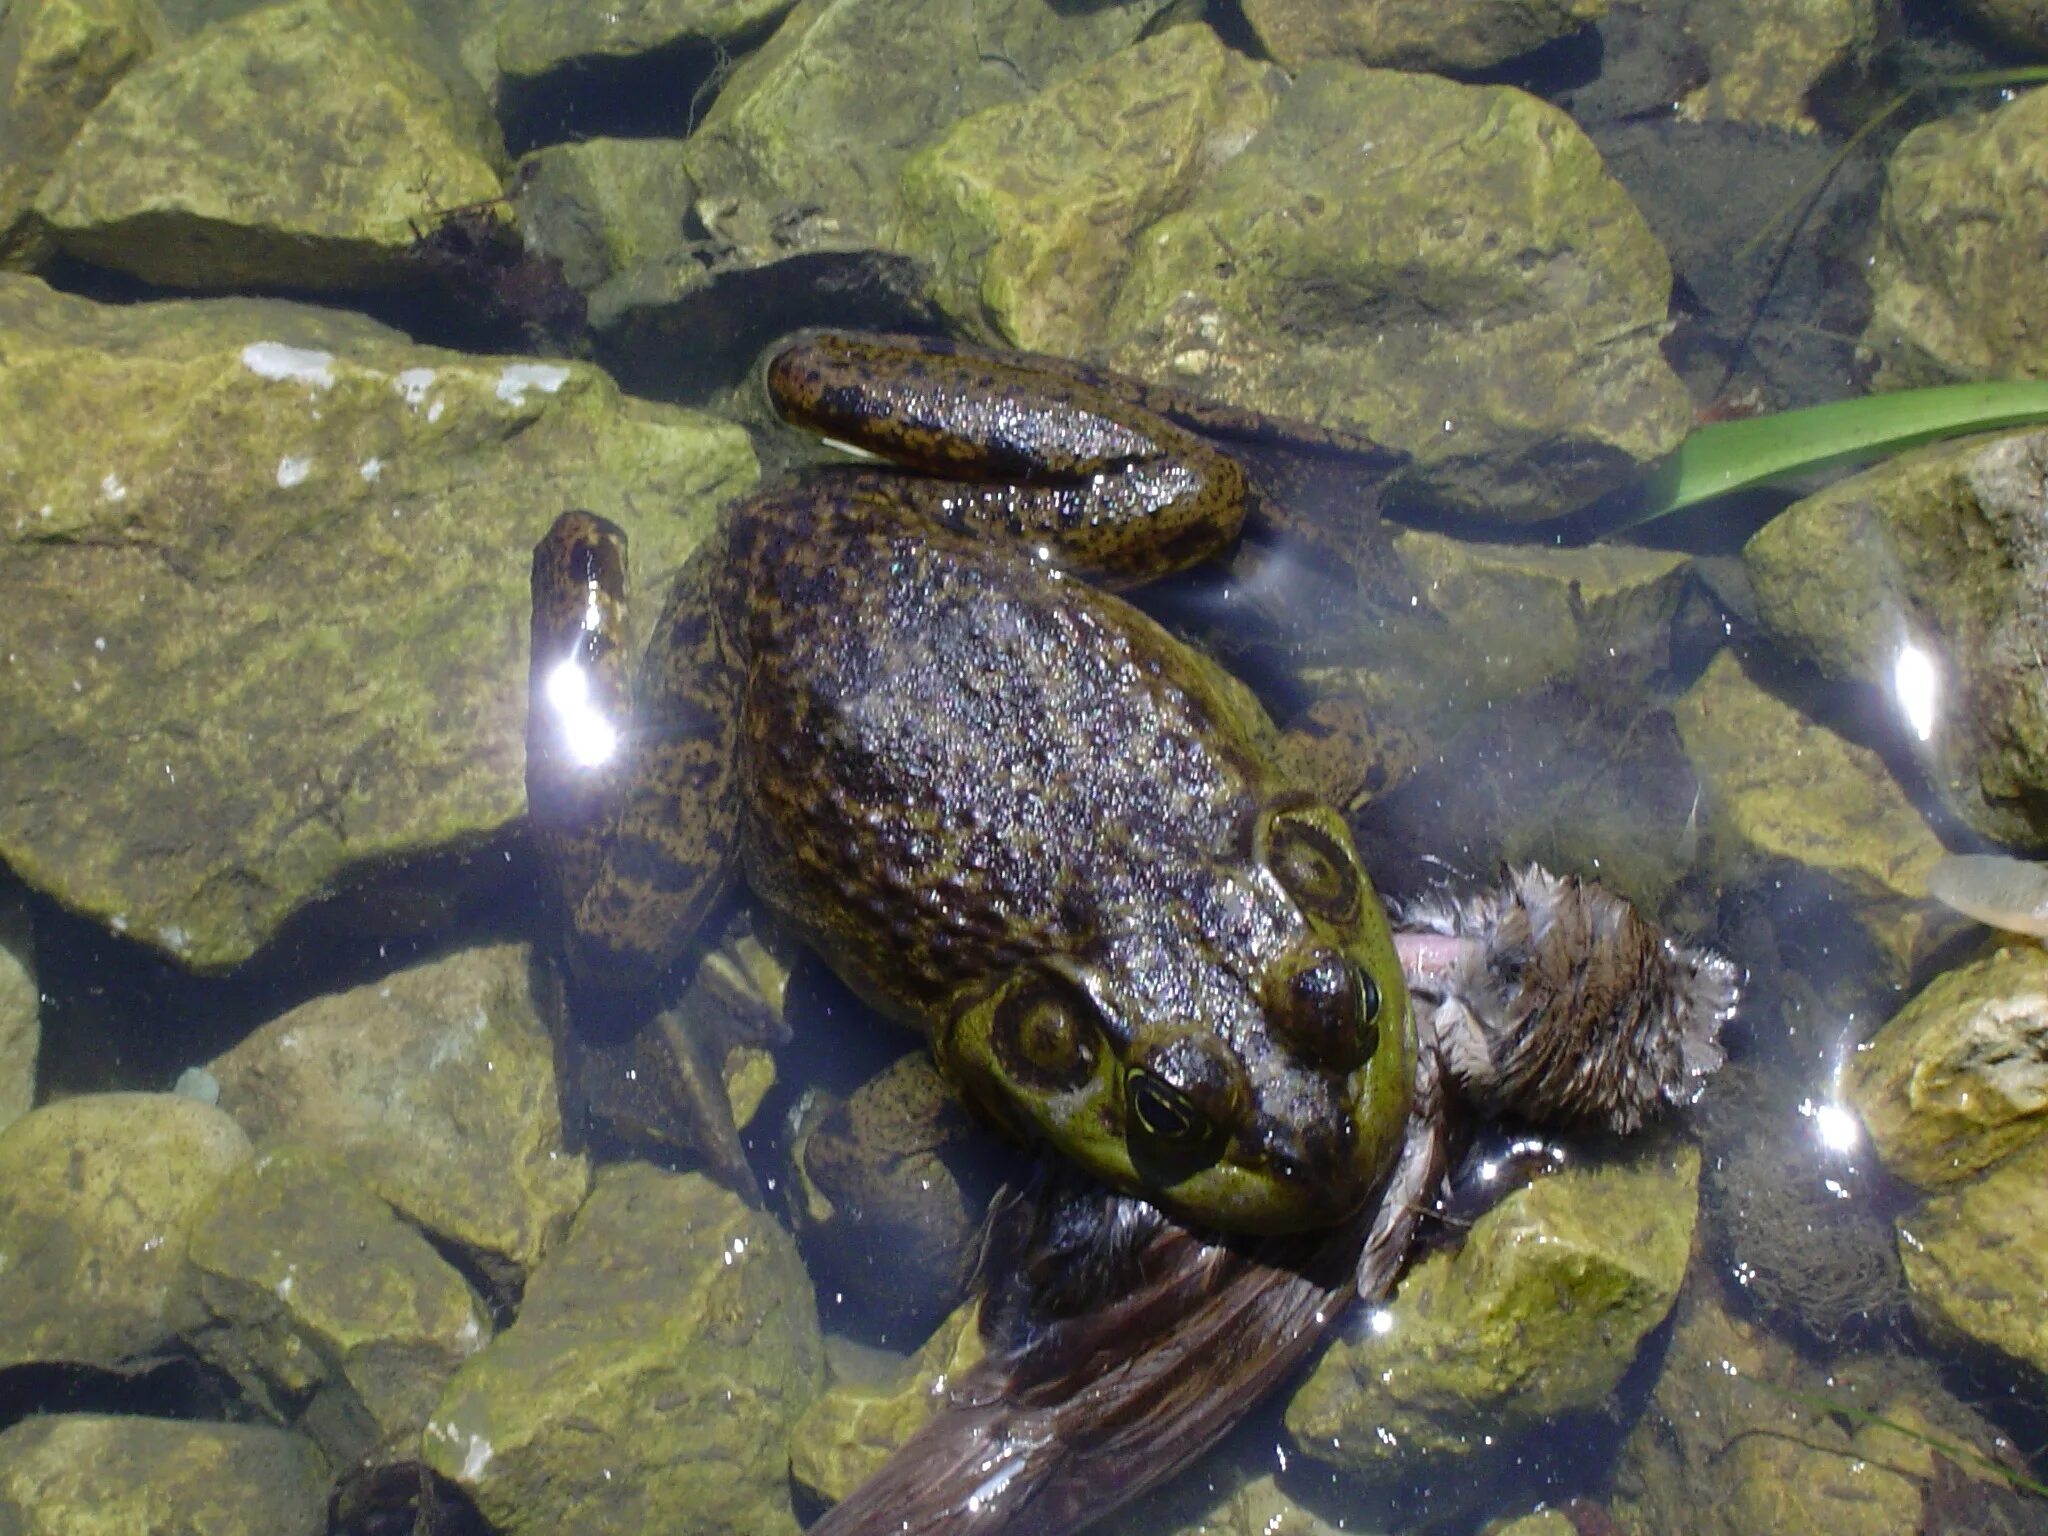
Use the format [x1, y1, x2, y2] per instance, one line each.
[526, 330, 1421, 1237]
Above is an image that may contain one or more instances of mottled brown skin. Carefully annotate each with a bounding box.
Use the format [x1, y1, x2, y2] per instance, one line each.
[528, 332, 1412, 1236]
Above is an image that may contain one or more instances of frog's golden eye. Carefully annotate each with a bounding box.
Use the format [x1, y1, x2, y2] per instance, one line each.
[991, 975, 1100, 1093]
[1261, 804, 1363, 925]
[1128, 1072, 1205, 1146]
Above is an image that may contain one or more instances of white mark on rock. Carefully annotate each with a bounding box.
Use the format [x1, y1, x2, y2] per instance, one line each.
[427, 399, 444, 423]
[277, 456, 312, 489]
[395, 368, 437, 407]
[496, 362, 571, 407]
[100, 472, 127, 503]
[241, 342, 336, 391]
[360, 457, 382, 482]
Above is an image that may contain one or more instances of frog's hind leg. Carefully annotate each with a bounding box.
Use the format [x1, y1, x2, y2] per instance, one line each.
[528, 512, 754, 1193]
[1396, 865, 1737, 1136]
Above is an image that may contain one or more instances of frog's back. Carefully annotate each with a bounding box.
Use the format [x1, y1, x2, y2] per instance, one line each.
[723, 479, 1270, 1023]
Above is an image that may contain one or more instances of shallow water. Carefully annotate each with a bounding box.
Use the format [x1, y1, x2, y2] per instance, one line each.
[4, 1, 2047, 1533]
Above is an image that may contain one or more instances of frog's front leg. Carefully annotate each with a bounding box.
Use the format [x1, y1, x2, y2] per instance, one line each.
[527, 511, 754, 1190]
[765, 331, 1249, 587]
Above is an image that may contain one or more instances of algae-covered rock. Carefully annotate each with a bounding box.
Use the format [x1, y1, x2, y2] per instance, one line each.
[790, 1299, 982, 1503]
[208, 943, 588, 1282]
[1672, 649, 1953, 970]
[789, 1051, 984, 1338]
[0, 0, 168, 268]
[1862, 86, 2048, 386]
[1143, 1472, 1353, 1536]
[1957, 0, 2048, 49]
[0, 1092, 251, 1370]
[0, 890, 32, 1132]
[898, 25, 1281, 355]
[35, 0, 504, 289]
[495, 0, 794, 86]
[0, 274, 754, 968]
[515, 136, 698, 298]
[1744, 428, 2048, 852]
[1845, 943, 2048, 1188]
[1611, 1287, 2005, 1536]
[1896, 1133, 2048, 1378]
[182, 1143, 491, 1466]
[425, 1163, 823, 1536]
[682, 0, 1176, 267]
[1285, 1145, 1698, 1472]
[1105, 66, 1690, 523]
[1239, 0, 1604, 72]
[1678, 0, 1882, 131]
[0, 1414, 328, 1536]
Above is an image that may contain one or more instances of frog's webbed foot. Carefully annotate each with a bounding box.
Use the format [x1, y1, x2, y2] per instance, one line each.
[1395, 864, 1738, 1135]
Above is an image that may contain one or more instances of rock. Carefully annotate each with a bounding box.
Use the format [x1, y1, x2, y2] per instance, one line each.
[1744, 428, 2048, 852]
[0, 0, 169, 268]
[0, 274, 754, 969]
[1677, 0, 1882, 131]
[898, 25, 1281, 354]
[35, 0, 505, 289]
[1143, 1471, 1352, 1535]
[1239, 0, 1604, 73]
[181, 1143, 492, 1466]
[495, 0, 795, 91]
[0, 1414, 328, 1536]
[1861, 85, 2048, 386]
[1671, 649, 1954, 971]
[0, 1092, 251, 1370]
[1104, 66, 1691, 523]
[788, 1051, 984, 1339]
[790, 1300, 982, 1503]
[208, 943, 588, 1284]
[1958, 0, 2048, 50]
[425, 1163, 823, 1536]
[515, 136, 699, 300]
[1611, 1287, 2013, 1536]
[1845, 943, 2048, 1189]
[1484, 1515, 1579, 1536]
[1284, 1144, 1698, 1473]
[1896, 1133, 2048, 1377]
[0, 890, 33, 1132]
[682, 0, 1177, 270]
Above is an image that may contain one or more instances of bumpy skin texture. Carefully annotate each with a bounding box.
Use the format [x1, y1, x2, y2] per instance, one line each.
[528, 332, 1412, 1235]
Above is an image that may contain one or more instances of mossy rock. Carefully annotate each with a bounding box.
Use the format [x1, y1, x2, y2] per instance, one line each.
[1239, 0, 1605, 72]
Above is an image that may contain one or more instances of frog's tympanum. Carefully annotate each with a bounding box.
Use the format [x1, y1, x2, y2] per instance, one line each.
[525, 333, 1737, 1536]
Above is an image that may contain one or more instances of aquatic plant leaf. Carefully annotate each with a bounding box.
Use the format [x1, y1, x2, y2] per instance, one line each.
[1626, 381, 2048, 524]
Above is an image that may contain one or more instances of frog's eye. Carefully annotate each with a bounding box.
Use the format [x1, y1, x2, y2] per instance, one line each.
[1272, 947, 1382, 1072]
[1128, 1073, 1205, 1146]
[1260, 803, 1363, 925]
[990, 974, 1101, 1093]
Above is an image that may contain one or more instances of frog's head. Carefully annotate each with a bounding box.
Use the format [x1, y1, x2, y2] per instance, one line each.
[936, 797, 1412, 1234]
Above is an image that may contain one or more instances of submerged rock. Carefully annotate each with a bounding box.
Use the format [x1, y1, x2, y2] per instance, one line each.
[1845, 943, 2048, 1189]
[0, 274, 753, 968]
[0, 1414, 328, 1536]
[494, 0, 795, 93]
[1611, 1287, 2010, 1536]
[1744, 428, 2048, 852]
[1284, 1145, 1698, 1473]
[1862, 85, 2048, 385]
[1677, 0, 1882, 131]
[208, 943, 588, 1285]
[1104, 65, 1691, 523]
[1671, 649, 1953, 971]
[0, 0, 169, 269]
[0, 890, 33, 1132]
[899, 24, 1281, 356]
[425, 1163, 823, 1536]
[1238, 0, 1604, 72]
[790, 1301, 983, 1504]
[1957, 0, 2048, 49]
[181, 1143, 492, 1467]
[0, 1092, 251, 1371]
[35, 0, 504, 290]
[1896, 1134, 2048, 1379]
